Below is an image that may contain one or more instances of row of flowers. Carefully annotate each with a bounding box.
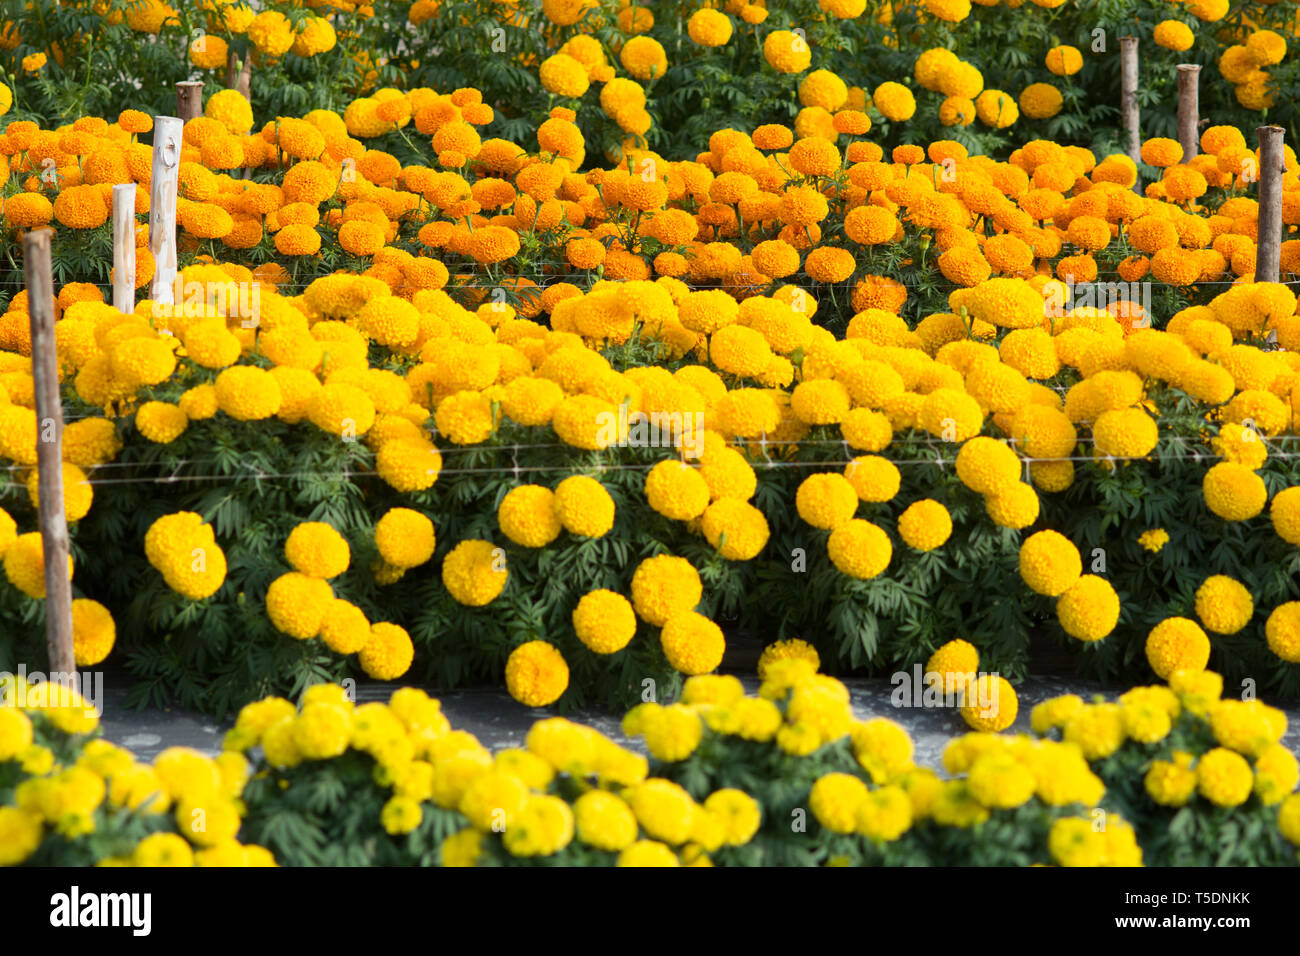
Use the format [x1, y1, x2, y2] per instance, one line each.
[2, 650, 1297, 866]
[2, 0, 1299, 162]
[2, 74, 1300, 712]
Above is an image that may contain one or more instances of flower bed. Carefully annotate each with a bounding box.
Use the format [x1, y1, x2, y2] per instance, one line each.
[3, 3, 1300, 722]
[3, 657, 1297, 866]
[3, 76, 1300, 713]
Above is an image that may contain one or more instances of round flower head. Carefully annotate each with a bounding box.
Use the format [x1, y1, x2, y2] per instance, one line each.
[1145, 617, 1211, 679]
[442, 540, 508, 607]
[1018, 530, 1082, 596]
[630, 555, 701, 626]
[284, 522, 350, 579]
[506, 641, 569, 707]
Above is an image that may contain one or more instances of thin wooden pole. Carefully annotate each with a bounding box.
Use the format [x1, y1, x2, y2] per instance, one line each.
[1256, 125, 1286, 284]
[149, 116, 183, 306]
[227, 48, 252, 98]
[22, 229, 75, 679]
[112, 183, 137, 314]
[176, 81, 203, 122]
[1120, 37, 1140, 193]
[1176, 65, 1200, 162]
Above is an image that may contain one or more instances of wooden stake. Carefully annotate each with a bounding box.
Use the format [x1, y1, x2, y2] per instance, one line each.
[176, 81, 204, 122]
[22, 229, 75, 679]
[1255, 125, 1286, 284]
[236, 57, 252, 100]
[112, 183, 137, 314]
[1176, 65, 1200, 162]
[1120, 37, 1140, 193]
[226, 47, 252, 99]
[148, 116, 183, 306]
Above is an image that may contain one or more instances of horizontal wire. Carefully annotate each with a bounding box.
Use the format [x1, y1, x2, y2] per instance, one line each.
[0, 447, 1290, 490]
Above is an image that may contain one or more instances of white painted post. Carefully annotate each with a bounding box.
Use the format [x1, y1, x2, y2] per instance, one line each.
[149, 116, 183, 306]
[112, 183, 137, 314]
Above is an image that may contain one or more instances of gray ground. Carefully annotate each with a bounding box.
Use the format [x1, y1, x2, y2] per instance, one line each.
[97, 672, 1300, 770]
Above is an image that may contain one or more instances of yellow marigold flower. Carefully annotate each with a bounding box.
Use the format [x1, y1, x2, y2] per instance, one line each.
[687, 8, 733, 46]
[630, 554, 701, 626]
[896, 499, 952, 551]
[374, 508, 435, 569]
[1145, 752, 1197, 806]
[132, 832, 193, 868]
[795, 472, 858, 530]
[1193, 575, 1253, 635]
[572, 589, 636, 654]
[1154, 20, 1194, 52]
[616, 839, 679, 866]
[873, 82, 916, 122]
[442, 539, 508, 607]
[214, 365, 282, 421]
[925, 639, 978, 694]
[309, 382, 376, 437]
[757, 638, 821, 679]
[828, 519, 892, 579]
[960, 674, 1017, 732]
[955, 436, 1021, 495]
[645, 460, 710, 521]
[1254, 744, 1300, 805]
[71, 598, 115, 666]
[1202, 460, 1267, 521]
[1018, 529, 1082, 597]
[380, 795, 422, 835]
[554, 475, 615, 537]
[319, 600, 370, 655]
[1264, 602, 1300, 663]
[360, 622, 414, 680]
[26, 462, 93, 523]
[135, 401, 188, 443]
[498, 485, 562, 548]
[763, 30, 811, 74]
[205, 89, 255, 136]
[1138, 528, 1169, 553]
[1145, 617, 1210, 679]
[1196, 747, 1254, 807]
[660, 611, 725, 675]
[376, 439, 442, 492]
[284, 522, 350, 579]
[809, 772, 869, 833]
[5, 531, 74, 599]
[851, 717, 914, 783]
[505, 641, 569, 707]
[1054, 574, 1120, 641]
[700, 499, 769, 561]
[575, 790, 639, 852]
[265, 572, 333, 639]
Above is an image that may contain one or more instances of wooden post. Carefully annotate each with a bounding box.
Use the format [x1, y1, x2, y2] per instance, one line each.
[112, 183, 137, 314]
[149, 116, 183, 306]
[1176, 65, 1200, 162]
[1255, 125, 1285, 284]
[226, 48, 251, 99]
[176, 81, 203, 122]
[22, 229, 75, 679]
[1120, 37, 1140, 193]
